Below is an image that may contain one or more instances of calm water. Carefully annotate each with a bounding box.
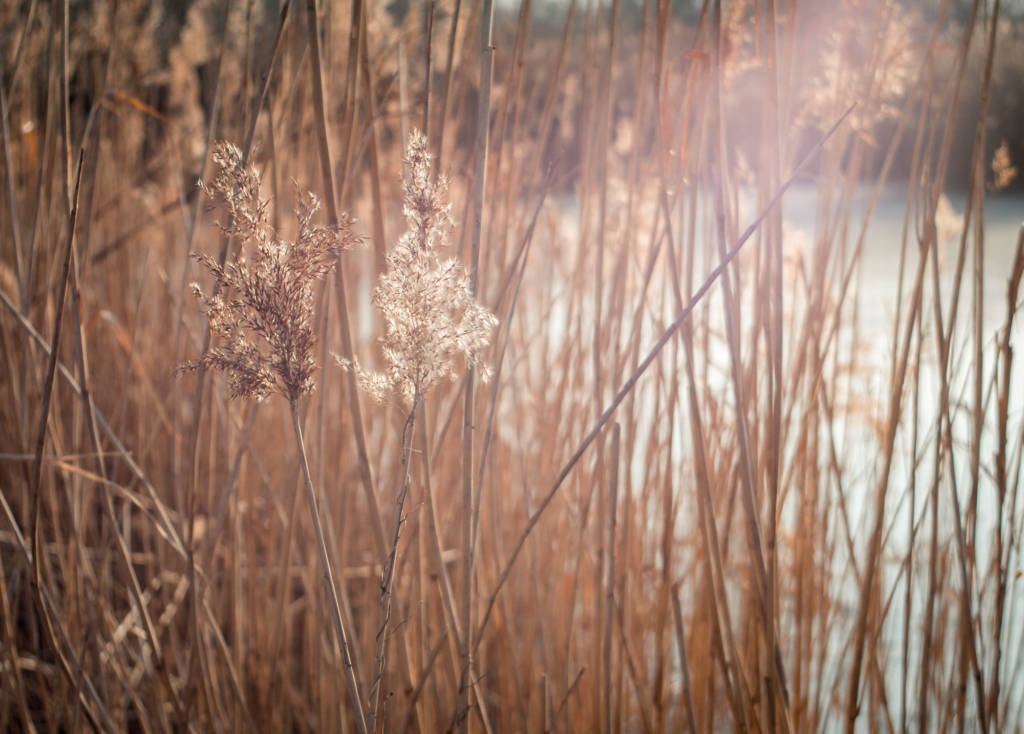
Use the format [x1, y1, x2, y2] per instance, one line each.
[780, 183, 1024, 730]
[781, 183, 1024, 343]
[505, 180, 1023, 728]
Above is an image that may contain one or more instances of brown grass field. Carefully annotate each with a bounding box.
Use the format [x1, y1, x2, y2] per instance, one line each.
[1, 0, 1023, 731]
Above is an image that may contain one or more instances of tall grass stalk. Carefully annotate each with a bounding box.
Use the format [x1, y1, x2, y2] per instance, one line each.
[462, 1, 494, 731]
[291, 399, 369, 734]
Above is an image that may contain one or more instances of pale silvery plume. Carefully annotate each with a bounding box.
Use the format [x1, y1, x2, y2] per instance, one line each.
[991, 141, 1018, 191]
[183, 141, 359, 402]
[343, 129, 497, 404]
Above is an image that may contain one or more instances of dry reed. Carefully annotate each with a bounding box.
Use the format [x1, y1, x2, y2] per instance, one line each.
[1, 1, 1023, 732]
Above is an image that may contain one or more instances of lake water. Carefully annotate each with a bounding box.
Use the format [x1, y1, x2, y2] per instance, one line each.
[537, 181, 1024, 729]
[781, 182, 1024, 342]
[779, 183, 1024, 730]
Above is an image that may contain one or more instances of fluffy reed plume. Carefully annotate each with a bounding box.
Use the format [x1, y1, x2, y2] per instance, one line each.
[991, 140, 1018, 191]
[342, 128, 497, 729]
[341, 128, 497, 406]
[183, 141, 359, 401]
[184, 140, 369, 734]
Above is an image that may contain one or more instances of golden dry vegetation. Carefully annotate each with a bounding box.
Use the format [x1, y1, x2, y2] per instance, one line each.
[1, 1, 1023, 732]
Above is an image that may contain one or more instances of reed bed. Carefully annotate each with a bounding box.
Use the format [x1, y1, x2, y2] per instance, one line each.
[1, 0, 1023, 731]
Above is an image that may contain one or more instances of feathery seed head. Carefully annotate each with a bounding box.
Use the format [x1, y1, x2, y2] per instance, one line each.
[340, 129, 497, 405]
[182, 141, 359, 402]
[992, 141, 1018, 191]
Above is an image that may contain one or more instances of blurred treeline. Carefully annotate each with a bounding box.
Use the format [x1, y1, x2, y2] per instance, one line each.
[528, 0, 1024, 193]
[2, 0, 1019, 201]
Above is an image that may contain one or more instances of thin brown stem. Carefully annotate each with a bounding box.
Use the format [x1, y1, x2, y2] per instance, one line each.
[289, 399, 368, 734]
